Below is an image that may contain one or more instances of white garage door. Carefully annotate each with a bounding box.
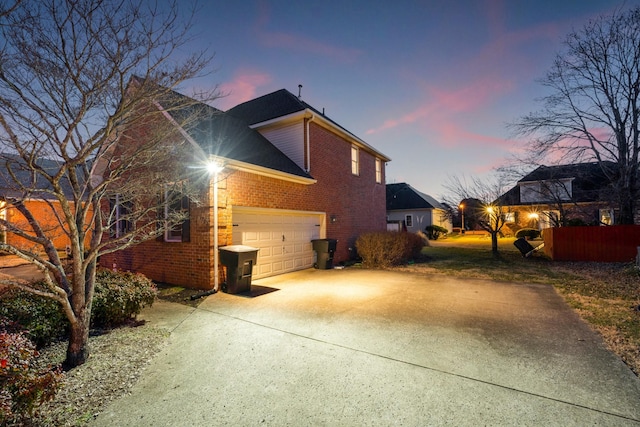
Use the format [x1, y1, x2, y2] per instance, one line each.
[232, 207, 325, 279]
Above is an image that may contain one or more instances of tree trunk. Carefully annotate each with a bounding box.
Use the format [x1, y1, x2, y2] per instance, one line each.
[491, 232, 499, 254]
[64, 311, 90, 370]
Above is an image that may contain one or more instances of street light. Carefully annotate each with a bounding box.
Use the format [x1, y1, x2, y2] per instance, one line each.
[207, 159, 224, 292]
[459, 203, 465, 232]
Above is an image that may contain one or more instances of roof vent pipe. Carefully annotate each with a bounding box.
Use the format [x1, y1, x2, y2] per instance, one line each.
[298, 84, 303, 99]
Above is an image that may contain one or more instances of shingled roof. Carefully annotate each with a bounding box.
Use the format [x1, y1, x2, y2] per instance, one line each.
[157, 90, 313, 181]
[386, 183, 443, 210]
[226, 89, 390, 161]
[499, 162, 617, 205]
[0, 154, 80, 200]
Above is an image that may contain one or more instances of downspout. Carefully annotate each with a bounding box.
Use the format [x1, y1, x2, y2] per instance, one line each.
[306, 112, 315, 173]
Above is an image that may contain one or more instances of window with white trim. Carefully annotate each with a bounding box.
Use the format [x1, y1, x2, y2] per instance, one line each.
[375, 158, 382, 183]
[351, 145, 359, 175]
[110, 195, 133, 238]
[599, 209, 614, 225]
[163, 184, 190, 243]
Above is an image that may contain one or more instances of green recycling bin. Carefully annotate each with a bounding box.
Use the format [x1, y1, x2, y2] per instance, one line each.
[219, 245, 259, 294]
[312, 238, 337, 269]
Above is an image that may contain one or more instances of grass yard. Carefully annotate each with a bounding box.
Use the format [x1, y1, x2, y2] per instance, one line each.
[412, 235, 640, 376]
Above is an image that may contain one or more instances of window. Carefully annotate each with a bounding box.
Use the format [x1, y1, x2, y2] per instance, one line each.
[163, 184, 190, 242]
[375, 158, 382, 183]
[405, 214, 413, 227]
[599, 209, 614, 225]
[503, 212, 515, 223]
[110, 195, 133, 238]
[351, 145, 359, 175]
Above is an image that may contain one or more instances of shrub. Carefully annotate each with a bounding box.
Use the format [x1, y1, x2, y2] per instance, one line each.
[0, 327, 63, 423]
[515, 228, 541, 240]
[566, 218, 587, 227]
[91, 269, 157, 328]
[0, 286, 68, 348]
[355, 231, 425, 268]
[425, 225, 449, 240]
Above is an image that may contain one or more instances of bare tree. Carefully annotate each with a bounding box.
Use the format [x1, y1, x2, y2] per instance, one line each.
[0, 0, 216, 368]
[443, 175, 510, 254]
[511, 6, 640, 224]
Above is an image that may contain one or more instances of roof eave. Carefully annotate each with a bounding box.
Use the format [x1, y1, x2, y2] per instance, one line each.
[225, 158, 316, 185]
[250, 108, 391, 162]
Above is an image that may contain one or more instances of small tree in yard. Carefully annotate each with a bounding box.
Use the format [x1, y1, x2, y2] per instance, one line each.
[444, 175, 510, 255]
[511, 6, 640, 224]
[0, 0, 217, 368]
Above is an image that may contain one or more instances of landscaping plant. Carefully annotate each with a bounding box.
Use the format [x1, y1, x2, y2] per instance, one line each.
[91, 270, 157, 328]
[0, 322, 63, 424]
[356, 231, 424, 268]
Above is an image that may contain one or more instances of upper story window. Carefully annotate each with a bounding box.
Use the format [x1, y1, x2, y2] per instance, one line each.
[519, 179, 572, 203]
[375, 158, 382, 183]
[351, 145, 359, 175]
[503, 212, 515, 223]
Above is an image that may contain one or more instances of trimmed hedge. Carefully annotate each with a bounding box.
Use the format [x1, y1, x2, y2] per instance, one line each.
[355, 231, 425, 268]
[0, 270, 158, 347]
[425, 225, 449, 240]
[0, 286, 68, 349]
[91, 269, 157, 328]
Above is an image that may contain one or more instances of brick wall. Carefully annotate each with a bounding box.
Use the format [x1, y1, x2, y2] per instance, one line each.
[102, 121, 387, 289]
[4, 200, 91, 252]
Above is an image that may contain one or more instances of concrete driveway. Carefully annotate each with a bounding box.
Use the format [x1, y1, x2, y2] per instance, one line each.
[93, 268, 640, 426]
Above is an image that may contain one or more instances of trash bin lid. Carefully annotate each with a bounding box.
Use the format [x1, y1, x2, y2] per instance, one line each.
[219, 245, 260, 253]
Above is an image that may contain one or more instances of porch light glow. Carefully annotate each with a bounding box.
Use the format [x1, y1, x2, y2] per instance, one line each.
[206, 160, 224, 175]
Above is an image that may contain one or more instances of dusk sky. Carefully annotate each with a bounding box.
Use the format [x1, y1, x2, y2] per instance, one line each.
[186, 0, 640, 200]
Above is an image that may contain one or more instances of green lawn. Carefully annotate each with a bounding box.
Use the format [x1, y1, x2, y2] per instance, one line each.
[416, 235, 640, 376]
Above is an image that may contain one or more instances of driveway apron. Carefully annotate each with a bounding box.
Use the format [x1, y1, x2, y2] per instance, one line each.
[93, 269, 640, 426]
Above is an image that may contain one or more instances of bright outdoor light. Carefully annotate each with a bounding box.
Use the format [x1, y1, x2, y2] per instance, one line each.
[528, 212, 539, 220]
[206, 160, 224, 175]
[485, 206, 494, 214]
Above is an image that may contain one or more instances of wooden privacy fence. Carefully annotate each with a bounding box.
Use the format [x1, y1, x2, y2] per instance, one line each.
[542, 225, 640, 262]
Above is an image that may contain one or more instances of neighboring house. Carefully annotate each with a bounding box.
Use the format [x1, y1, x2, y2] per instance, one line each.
[498, 162, 618, 232]
[386, 183, 451, 232]
[0, 155, 88, 253]
[100, 88, 390, 289]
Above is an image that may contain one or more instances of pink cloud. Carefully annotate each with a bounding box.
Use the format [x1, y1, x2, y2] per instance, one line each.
[253, 1, 361, 63]
[260, 31, 362, 63]
[215, 70, 272, 110]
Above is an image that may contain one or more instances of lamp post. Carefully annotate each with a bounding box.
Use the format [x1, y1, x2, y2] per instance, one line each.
[459, 203, 465, 232]
[207, 160, 224, 292]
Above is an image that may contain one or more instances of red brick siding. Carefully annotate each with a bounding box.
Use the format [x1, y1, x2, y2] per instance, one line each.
[4, 200, 91, 252]
[102, 121, 386, 289]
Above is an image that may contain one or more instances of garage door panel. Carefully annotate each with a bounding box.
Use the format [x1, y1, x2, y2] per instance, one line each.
[233, 209, 323, 279]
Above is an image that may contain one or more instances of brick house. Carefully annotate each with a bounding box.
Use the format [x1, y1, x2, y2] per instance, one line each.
[0, 155, 88, 253]
[100, 88, 390, 289]
[497, 162, 619, 233]
[386, 183, 451, 232]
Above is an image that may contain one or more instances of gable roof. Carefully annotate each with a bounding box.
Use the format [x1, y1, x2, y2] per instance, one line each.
[156, 90, 314, 182]
[499, 161, 617, 205]
[386, 183, 443, 210]
[0, 154, 79, 200]
[226, 89, 390, 162]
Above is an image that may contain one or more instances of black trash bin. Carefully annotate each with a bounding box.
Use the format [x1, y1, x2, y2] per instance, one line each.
[312, 238, 337, 269]
[219, 245, 259, 294]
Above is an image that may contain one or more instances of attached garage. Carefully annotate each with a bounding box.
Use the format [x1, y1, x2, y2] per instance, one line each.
[232, 207, 326, 279]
